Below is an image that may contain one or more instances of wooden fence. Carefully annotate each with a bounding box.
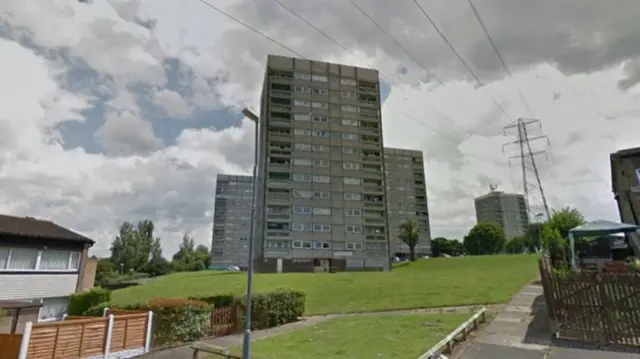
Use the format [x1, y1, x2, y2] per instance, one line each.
[540, 257, 640, 346]
[13, 311, 153, 359]
[0, 334, 21, 359]
[211, 306, 240, 337]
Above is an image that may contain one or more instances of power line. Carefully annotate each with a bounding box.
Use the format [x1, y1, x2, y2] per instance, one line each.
[411, 0, 512, 122]
[466, 0, 534, 117]
[346, 0, 500, 132]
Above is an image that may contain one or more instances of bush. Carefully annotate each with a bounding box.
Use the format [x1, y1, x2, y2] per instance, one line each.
[68, 288, 111, 316]
[234, 289, 305, 330]
[83, 301, 111, 317]
[188, 294, 235, 308]
[137, 298, 212, 347]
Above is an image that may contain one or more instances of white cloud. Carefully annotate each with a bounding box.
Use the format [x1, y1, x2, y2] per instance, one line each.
[1, 0, 640, 258]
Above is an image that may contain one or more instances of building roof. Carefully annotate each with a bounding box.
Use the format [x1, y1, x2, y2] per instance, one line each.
[0, 300, 43, 310]
[0, 214, 95, 245]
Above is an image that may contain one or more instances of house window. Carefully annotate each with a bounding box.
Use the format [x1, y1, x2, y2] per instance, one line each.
[293, 99, 311, 107]
[313, 207, 331, 215]
[294, 72, 311, 80]
[294, 129, 311, 136]
[343, 177, 361, 185]
[345, 209, 362, 217]
[346, 242, 364, 250]
[0, 248, 8, 269]
[312, 175, 331, 183]
[293, 174, 311, 182]
[39, 297, 70, 322]
[39, 250, 81, 271]
[293, 86, 311, 94]
[312, 130, 330, 137]
[340, 78, 357, 86]
[292, 241, 312, 249]
[313, 159, 329, 167]
[313, 191, 330, 199]
[311, 74, 328, 82]
[344, 193, 362, 201]
[342, 133, 358, 140]
[343, 162, 361, 170]
[292, 223, 311, 232]
[312, 116, 328, 123]
[313, 241, 331, 249]
[6, 248, 38, 270]
[343, 147, 359, 154]
[266, 241, 290, 249]
[294, 143, 312, 151]
[312, 145, 329, 152]
[311, 102, 328, 109]
[341, 119, 359, 127]
[293, 114, 310, 121]
[293, 190, 313, 198]
[312, 88, 328, 95]
[293, 158, 312, 166]
[312, 224, 331, 232]
[341, 105, 358, 113]
[293, 206, 312, 215]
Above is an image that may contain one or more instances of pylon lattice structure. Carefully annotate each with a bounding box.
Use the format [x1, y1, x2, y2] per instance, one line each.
[503, 118, 551, 222]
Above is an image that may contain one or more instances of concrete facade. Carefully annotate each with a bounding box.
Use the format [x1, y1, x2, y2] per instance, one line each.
[384, 147, 431, 257]
[474, 191, 529, 239]
[610, 147, 640, 256]
[254, 55, 390, 272]
[210, 174, 253, 269]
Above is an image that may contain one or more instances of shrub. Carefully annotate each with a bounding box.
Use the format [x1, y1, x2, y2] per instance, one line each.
[234, 289, 305, 330]
[137, 298, 212, 346]
[83, 301, 111, 317]
[188, 294, 235, 308]
[68, 288, 111, 316]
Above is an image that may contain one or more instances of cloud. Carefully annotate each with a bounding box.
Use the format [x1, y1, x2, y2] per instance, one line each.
[1, 0, 640, 259]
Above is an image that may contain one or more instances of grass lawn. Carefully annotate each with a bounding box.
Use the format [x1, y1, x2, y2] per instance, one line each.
[111, 254, 538, 315]
[232, 313, 473, 359]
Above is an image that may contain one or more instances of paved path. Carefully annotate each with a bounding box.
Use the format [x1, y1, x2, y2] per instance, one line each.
[455, 281, 640, 359]
[137, 304, 503, 359]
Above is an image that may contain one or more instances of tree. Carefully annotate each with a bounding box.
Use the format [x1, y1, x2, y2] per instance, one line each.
[144, 238, 171, 277]
[505, 236, 528, 254]
[95, 257, 118, 286]
[109, 220, 162, 275]
[431, 237, 464, 257]
[463, 223, 507, 255]
[542, 223, 568, 265]
[399, 220, 420, 261]
[172, 234, 209, 272]
[547, 207, 586, 240]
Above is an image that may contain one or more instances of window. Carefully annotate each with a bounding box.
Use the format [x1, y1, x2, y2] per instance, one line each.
[341, 119, 358, 127]
[341, 91, 357, 98]
[343, 162, 361, 170]
[340, 78, 357, 86]
[312, 175, 331, 183]
[345, 208, 362, 216]
[312, 145, 329, 152]
[293, 158, 312, 166]
[313, 241, 331, 249]
[313, 191, 330, 199]
[346, 242, 364, 250]
[0, 248, 8, 269]
[294, 129, 311, 136]
[312, 130, 329, 137]
[343, 177, 361, 185]
[343, 147, 360, 154]
[345, 225, 363, 233]
[266, 241, 290, 249]
[311, 102, 328, 109]
[294, 190, 313, 198]
[313, 224, 331, 232]
[341, 105, 358, 113]
[293, 99, 311, 107]
[313, 207, 331, 215]
[293, 114, 310, 121]
[295, 143, 312, 151]
[344, 193, 362, 200]
[313, 159, 329, 167]
[6, 248, 37, 270]
[312, 88, 328, 95]
[312, 115, 328, 123]
[39, 297, 69, 322]
[293, 206, 312, 215]
[312, 74, 328, 82]
[40, 250, 80, 270]
[294, 72, 311, 80]
[293, 86, 311, 93]
[342, 133, 358, 140]
[292, 223, 311, 232]
[292, 241, 312, 249]
[293, 173, 311, 182]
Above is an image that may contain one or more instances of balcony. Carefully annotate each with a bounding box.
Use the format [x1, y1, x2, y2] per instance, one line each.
[359, 108, 379, 117]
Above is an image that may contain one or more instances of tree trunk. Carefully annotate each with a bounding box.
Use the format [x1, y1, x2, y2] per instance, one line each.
[409, 246, 416, 261]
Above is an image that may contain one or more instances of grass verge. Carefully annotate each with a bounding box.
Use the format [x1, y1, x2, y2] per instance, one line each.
[229, 313, 474, 359]
[111, 254, 538, 315]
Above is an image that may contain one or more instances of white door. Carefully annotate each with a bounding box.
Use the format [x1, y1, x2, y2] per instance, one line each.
[276, 258, 283, 273]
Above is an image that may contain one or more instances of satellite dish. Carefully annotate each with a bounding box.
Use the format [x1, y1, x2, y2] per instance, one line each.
[489, 184, 498, 192]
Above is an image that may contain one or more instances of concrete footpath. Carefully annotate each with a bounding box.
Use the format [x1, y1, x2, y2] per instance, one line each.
[456, 281, 640, 359]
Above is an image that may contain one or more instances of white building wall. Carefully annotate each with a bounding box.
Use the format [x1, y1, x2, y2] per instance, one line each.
[0, 274, 78, 301]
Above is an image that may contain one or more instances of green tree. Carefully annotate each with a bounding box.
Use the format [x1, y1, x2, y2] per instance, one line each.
[172, 234, 208, 271]
[109, 220, 161, 275]
[505, 236, 528, 254]
[463, 223, 507, 255]
[431, 237, 464, 257]
[95, 257, 118, 286]
[547, 207, 586, 240]
[541, 223, 567, 265]
[399, 220, 420, 261]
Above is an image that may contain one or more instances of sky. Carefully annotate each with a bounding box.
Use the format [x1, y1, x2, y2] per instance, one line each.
[2, 0, 640, 257]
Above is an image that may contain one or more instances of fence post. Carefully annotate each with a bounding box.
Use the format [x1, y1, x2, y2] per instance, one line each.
[17, 322, 32, 359]
[104, 314, 115, 356]
[103, 307, 110, 318]
[62, 314, 68, 321]
[144, 311, 154, 353]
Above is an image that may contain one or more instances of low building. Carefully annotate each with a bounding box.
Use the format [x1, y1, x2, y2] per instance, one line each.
[0, 214, 96, 324]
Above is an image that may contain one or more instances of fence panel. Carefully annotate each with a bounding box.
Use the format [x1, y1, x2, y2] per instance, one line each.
[110, 313, 149, 352]
[28, 317, 109, 359]
[211, 306, 240, 337]
[0, 334, 21, 359]
[543, 268, 640, 346]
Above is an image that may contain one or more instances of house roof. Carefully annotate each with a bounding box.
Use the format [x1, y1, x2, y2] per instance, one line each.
[0, 214, 95, 245]
[0, 300, 43, 310]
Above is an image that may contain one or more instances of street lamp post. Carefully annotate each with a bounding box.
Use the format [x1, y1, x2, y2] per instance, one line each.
[241, 107, 259, 359]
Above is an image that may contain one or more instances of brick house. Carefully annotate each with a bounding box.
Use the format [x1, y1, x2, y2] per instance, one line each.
[0, 214, 96, 330]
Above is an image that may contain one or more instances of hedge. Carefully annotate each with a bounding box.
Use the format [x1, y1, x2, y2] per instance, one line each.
[137, 298, 211, 346]
[68, 288, 111, 316]
[188, 294, 235, 308]
[234, 289, 305, 330]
